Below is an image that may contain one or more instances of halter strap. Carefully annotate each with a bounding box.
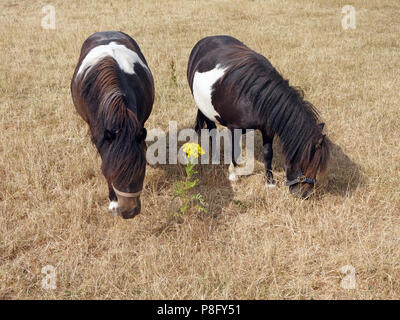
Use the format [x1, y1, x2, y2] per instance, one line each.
[112, 184, 142, 198]
[285, 170, 316, 187]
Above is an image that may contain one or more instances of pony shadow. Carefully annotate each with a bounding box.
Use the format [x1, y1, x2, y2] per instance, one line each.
[322, 142, 364, 196]
[252, 132, 364, 197]
[145, 123, 235, 235]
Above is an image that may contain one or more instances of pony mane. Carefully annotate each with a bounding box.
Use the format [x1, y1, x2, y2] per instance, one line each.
[80, 56, 146, 185]
[219, 45, 330, 176]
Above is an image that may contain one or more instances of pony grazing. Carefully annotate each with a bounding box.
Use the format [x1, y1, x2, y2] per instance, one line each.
[187, 35, 330, 198]
[71, 31, 154, 218]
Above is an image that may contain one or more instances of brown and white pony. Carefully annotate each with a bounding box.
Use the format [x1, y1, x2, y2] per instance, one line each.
[187, 35, 330, 198]
[71, 31, 154, 218]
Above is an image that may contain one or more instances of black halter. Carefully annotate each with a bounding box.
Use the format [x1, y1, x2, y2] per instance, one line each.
[285, 169, 316, 187]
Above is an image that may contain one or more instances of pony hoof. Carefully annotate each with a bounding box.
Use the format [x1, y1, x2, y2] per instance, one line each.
[229, 173, 237, 182]
[266, 182, 277, 188]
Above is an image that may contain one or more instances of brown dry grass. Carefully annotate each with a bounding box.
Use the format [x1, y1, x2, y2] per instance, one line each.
[1, 0, 399, 299]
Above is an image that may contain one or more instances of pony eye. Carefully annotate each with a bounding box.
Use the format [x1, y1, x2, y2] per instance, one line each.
[141, 128, 147, 140]
[136, 128, 147, 142]
[104, 129, 116, 141]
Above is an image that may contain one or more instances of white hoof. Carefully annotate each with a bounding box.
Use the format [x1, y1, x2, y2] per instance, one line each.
[229, 173, 237, 182]
[266, 182, 277, 188]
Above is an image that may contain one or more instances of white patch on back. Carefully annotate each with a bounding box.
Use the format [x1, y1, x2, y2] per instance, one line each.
[192, 64, 226, 122]
[77, 41, 149, 78]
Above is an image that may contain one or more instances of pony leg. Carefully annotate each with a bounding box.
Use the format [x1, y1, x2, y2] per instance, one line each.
[262, 132, 276, 187]
[108, 182, 119, 216]
[206, 119, 217, 163]
[194, 109, 216, 133]
[228, 129, 253, 181]
[195, 109, 217, 161]
[194, 109, 208, 133]
[228, 128, 241, 182]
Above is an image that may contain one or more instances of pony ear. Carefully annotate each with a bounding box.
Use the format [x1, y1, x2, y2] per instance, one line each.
[136, 127, 147, 142]
[316, 134, 326, 149]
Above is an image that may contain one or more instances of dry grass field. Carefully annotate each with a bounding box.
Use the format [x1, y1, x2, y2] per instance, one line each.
[1, 0, 400, 299]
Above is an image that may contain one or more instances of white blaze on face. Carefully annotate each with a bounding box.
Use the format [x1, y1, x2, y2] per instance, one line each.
[192, 64, 226, 122]
[77, 41, 149, 78]
[109, 200, 118, 213]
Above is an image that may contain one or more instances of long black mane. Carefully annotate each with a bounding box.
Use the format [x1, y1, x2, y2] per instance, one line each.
[220, 46, 329, 174]
[80, 56, 146, 186]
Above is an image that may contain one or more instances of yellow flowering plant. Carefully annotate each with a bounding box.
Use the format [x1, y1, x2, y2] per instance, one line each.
[182, 142, 205, 159]
[172, 143, 207, 221]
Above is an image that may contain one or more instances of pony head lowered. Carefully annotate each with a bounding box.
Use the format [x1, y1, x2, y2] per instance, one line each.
[83, 57, 147, 218]
[275, 88, 331, 199]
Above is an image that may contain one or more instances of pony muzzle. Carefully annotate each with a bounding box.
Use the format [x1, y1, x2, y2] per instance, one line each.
[112, 185, 142, 219]
[284, 167, 316, 199]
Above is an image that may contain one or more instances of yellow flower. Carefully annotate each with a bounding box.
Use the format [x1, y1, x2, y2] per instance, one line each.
[182, 142, 205, 159]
